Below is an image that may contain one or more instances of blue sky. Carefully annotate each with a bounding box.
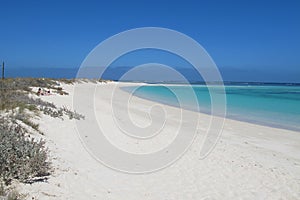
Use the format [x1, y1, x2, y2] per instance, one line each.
[0, 0, 299, 82]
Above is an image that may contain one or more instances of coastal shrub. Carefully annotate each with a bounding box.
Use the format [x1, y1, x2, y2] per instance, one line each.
[39, 106, 84, 120]
[0, 121, 49, 185]
[39, 106, 64, 119]
[61, 106, 85, 120]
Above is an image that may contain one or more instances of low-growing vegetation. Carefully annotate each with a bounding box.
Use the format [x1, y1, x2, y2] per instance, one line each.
[0, 78, 85, 199]
[0, 118, 49, 184]
[40, 106, 84, 120]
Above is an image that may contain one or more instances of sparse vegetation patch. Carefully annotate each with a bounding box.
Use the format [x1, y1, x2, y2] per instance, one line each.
[0, 78, 84, 199]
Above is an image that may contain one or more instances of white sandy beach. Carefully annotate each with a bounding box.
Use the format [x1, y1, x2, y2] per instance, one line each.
[20, 82, 300, 199]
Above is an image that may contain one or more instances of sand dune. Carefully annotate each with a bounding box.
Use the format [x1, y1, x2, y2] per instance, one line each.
[20, 82, 300, 199]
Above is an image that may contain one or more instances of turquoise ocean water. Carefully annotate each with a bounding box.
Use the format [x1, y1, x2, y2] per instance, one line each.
[122, 85, 300, 131]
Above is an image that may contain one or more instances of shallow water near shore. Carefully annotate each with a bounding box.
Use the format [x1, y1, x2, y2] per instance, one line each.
[122, 84, 300, 131]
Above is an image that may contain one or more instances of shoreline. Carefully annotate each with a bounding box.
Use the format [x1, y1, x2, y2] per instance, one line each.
[120, 84, 300, 132]
[126, 91, 300, 132]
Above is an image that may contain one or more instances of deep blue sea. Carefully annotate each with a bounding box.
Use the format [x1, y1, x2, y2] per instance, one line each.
[122, 85, 300, 131]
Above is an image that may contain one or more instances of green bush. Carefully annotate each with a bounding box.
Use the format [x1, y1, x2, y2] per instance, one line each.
[0, 122, 49, 185]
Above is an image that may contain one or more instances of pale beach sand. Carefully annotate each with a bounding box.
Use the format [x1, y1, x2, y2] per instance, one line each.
[20, 82, 300, 199]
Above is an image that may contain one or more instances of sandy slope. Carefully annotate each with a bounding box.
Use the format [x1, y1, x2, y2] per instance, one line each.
[20, 82, 300, 200]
